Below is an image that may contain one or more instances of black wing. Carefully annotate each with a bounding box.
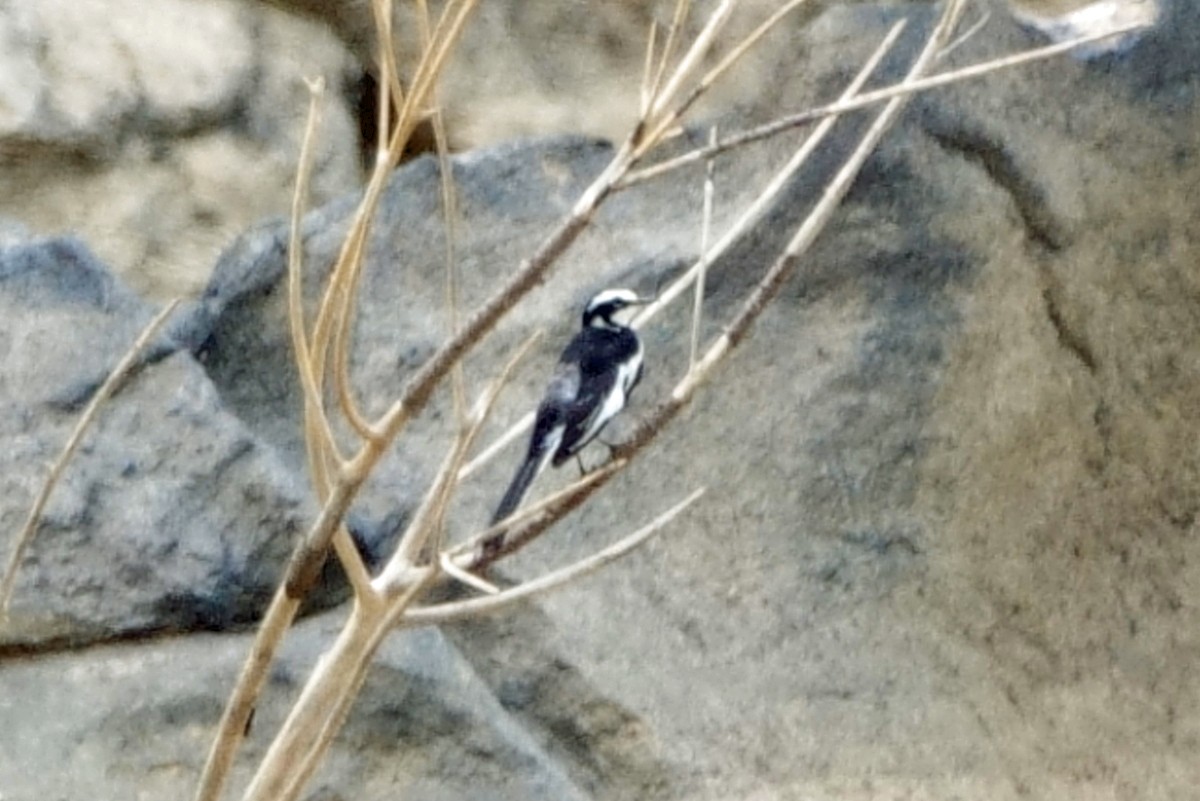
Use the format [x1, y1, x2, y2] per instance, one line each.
[552, 327, 637, 464]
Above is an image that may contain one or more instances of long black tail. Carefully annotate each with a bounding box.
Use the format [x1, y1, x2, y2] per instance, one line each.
[491, 442, 548, 525]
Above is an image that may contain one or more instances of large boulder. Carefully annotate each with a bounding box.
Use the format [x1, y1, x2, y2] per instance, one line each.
[3, 1, 1200, 799]
[0, 237, 322, 648]
[0, 613, 594, 801]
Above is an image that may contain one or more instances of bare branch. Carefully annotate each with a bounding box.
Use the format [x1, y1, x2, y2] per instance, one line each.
[622, 18, 1149, 186]
[633, 20, 906, 326]
[652, 0, 814, 146]
[378, 330, 542, 586]
[459, 20, 907, 482]
[434, 110, 466, 428]
[1, 297, 180, 618]
[639, 18, 659, 116]
[370, 0, 405, 115]
[287, 78, 327, 448]
[330, 253, 375, 441]
[287, 78, 371, 597]
[439, 551, 500, 594]
[938, 7, 992, 61]
[457, 408, 532, 479]
[451, 461, 620, 563]
[641, 0, 736, 151]
[288, 77, 350, 498]
[402, 488, 705, 626]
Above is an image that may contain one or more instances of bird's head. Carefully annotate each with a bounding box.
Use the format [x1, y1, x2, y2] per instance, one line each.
[582, 288, 649, 329]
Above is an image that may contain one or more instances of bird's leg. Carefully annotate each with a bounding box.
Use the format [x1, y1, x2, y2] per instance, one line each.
[597, 437, 620, 463]
[574, 453, 588, 476]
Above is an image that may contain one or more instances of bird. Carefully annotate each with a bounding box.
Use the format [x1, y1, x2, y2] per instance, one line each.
[491, 288, 649, 525]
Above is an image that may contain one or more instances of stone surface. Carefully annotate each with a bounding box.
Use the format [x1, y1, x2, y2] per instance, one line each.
[0, 237, 321, 648]
[0, 613, 589, 801]
[523, 4, 1200, 799]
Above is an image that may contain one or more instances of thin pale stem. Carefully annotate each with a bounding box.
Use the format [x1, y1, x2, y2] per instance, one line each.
[639, 19, 659, 115]
[433, 110, 466, 428]
[457, 408, 531, 479]
[646, 0, 691, 114]
[286, 78, 370, 595]
[409, 0, 467, 438]
[369, 0, 390, 155]
[440, 551, 499, 594]
[330, 244, 374, 441]
[939, 8, 992, 62]
[0, 298, 180, 617]
[648, 0, 734, 124]
[691, 125, 717, 369]
[289, 77, 347, 498]
[385, 0, 406, 109]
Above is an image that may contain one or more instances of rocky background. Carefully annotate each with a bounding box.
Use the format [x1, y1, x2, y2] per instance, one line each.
[1, 1, 1196, 800]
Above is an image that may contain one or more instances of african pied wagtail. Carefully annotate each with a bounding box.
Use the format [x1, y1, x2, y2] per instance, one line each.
[491, 288, 649, 525]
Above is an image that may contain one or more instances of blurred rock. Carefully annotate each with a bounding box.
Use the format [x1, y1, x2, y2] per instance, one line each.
[0, 613, 590, 801]
[0, 0, 361, 300]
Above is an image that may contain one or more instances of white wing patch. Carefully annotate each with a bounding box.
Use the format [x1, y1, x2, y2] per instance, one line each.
[545, 362, 581, 405]
[537, 425, 564, 474]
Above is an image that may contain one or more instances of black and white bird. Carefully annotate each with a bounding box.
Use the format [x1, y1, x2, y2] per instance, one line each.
[491, 288, 649, 524]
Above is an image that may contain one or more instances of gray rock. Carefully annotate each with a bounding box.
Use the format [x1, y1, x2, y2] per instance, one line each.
[527, 5, 1200, 799]
[0, 0, 253, 150]
[0, 237, 323, 648]
[0, 611, 589, 801]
